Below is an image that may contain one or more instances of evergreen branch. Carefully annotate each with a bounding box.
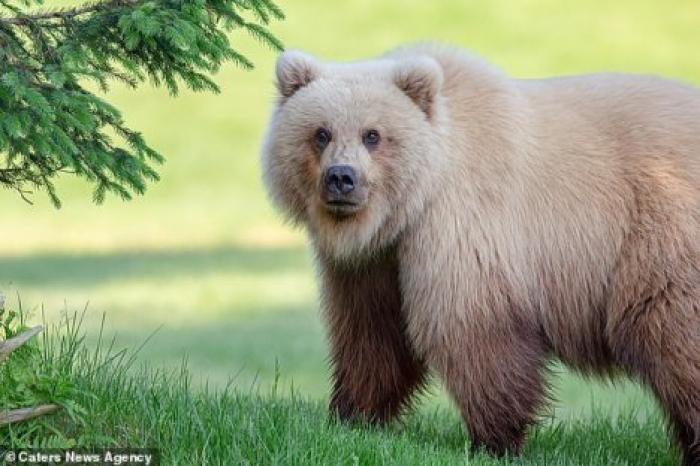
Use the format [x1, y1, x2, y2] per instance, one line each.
[0, 0, 140, 26]
[0, 0, 284, 206]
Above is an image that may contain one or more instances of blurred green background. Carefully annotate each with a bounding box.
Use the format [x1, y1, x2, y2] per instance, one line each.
[3, 0, 699, 418]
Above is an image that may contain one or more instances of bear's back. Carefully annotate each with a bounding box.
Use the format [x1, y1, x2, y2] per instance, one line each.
[393, 44, 700, 186]
[518, 73, 700, 182]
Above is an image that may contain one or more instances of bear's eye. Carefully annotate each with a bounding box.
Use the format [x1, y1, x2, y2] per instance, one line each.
[314, 128, 332, 150]
[362, 129, 381, 148]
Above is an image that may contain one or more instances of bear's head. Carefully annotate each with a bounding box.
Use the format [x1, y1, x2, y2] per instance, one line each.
[262, 50, 448, 261]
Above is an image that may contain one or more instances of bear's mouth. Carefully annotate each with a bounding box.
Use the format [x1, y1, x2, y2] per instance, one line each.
[324, 200, 363, 218]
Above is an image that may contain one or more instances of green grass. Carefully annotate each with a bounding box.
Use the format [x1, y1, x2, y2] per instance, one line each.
[1, 0, 699, 463]
[0, 311, 681, 465]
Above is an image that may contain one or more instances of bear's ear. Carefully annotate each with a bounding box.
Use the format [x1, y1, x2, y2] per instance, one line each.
[276, 50, 320, 100]
[393, 56, 443, 118]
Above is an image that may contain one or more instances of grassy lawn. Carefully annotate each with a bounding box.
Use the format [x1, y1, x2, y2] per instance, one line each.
[4, 384, 681, 465]
[0, 314, 681, 465]
[1, 0, 698, 462]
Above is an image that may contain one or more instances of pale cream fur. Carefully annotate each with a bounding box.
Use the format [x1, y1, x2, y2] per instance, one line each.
[392, 45, 700, 366]
[262, 43, 700, 461]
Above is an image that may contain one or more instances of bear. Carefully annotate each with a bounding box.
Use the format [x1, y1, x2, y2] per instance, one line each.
[261, 44, 700, 464]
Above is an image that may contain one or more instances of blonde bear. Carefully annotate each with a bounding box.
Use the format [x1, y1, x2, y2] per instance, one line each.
[262, 44, 700, 464]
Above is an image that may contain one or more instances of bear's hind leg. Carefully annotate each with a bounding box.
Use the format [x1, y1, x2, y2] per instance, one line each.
[610, 283, 700, 466]
[429, 320, 551, 456]
[321, 253, 427, 425]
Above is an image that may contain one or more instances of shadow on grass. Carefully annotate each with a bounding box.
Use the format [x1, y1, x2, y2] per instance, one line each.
[0, 244, 311, 287]
[81, 305, 329, 394]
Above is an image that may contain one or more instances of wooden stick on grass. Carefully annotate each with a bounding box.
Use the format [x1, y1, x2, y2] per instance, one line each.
[0, 323, 61, 425]
[0, 404, 60, 426]
[0, 325, 44, 363]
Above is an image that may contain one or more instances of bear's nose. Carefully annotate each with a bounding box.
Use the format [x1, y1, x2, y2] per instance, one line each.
[324, 165, 357, 196]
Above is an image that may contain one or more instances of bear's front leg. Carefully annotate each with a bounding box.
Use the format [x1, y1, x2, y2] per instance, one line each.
[430, 319, 550, 456]
[320, 252, 427, 425]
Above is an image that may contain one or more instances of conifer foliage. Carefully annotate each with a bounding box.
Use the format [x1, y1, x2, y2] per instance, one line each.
[0, 0, 283, 206]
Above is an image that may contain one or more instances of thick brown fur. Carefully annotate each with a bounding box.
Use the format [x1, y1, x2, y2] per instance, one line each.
[262, 44, 700, 464]
[320, 248, 428, 424]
